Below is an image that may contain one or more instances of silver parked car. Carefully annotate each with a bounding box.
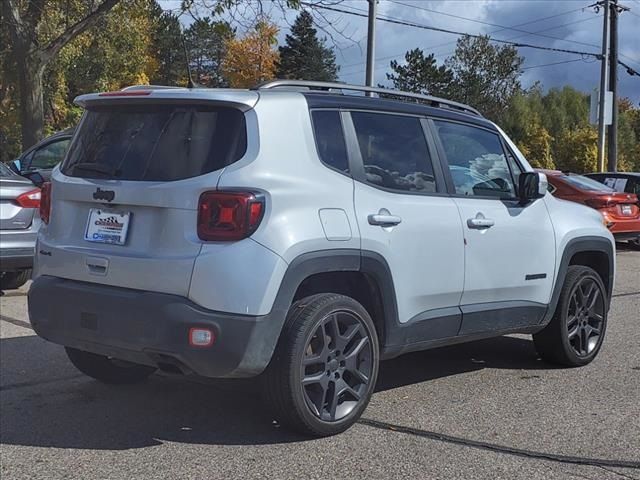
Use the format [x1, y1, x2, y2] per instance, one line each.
[0, 162, 41, 290]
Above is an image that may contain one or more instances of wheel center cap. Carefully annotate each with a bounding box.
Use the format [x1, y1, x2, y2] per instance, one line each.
[328, 359, 339, 372]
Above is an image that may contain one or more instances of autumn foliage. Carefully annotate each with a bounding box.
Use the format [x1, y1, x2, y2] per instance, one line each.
[222, 21, 279, 88]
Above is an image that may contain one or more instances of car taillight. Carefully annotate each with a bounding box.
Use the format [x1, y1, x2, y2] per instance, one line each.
[584, 198, 615, 209]
[15, 188, 41, 209]
[197, 191, 264, 241]
[40, 182, 52, 224]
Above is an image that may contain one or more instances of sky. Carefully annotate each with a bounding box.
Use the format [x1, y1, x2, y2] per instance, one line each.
[160, 0, 640, 103]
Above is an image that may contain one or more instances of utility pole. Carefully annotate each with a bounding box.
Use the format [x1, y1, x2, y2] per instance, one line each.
[596, 0, 610, 173]
[607, 0, 629, 172]
[365, 0, 377, 94]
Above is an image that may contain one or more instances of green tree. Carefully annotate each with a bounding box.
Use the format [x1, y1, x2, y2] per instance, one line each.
[2, 0, 121, 149]
[386, 48, 453, 97]
[276, 10, 338, 81]
[149, 6, 185, 86]
[185, 18, 235, 87]
[554, 127, 598, 173]
[516, 121, 555, 170]
[445, 35, 524, 121]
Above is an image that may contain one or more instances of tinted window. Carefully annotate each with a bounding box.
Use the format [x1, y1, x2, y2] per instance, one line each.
[351, 112, 436, 193]
[564, 174, 615, 192]
[311, 110, 349, 173]
[62, 104, 246, 181]
[434, 121, 516, 199]
[30, 138, 71, 169]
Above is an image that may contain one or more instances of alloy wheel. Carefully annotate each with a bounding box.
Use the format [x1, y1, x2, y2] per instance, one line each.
[300, 310, 373, 422]
[566, 276, 605, 357]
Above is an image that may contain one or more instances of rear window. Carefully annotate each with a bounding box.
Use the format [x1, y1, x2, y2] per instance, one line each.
[62, 104, 247, 181]
[564, 174, 615, 192]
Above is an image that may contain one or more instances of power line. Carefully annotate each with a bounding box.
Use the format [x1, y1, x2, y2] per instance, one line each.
[303, 3, 604, 59]
[339, 14, 599, 72]
[521, 58, 591, 70]
[389, 0, 603, 51]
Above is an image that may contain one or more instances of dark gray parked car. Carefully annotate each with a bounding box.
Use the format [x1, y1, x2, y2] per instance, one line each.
[0, 162, 41, 290]
[11, 128, 73, 186]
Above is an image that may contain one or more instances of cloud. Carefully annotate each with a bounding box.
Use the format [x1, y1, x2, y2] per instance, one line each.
[319, 0, 639, 103]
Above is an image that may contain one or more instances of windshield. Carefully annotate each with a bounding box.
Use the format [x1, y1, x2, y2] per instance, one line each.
[564, 174, 615, 192]
[62, 104, 247, 181]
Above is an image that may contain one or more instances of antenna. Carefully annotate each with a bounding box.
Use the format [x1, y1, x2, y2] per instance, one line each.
[181, 34, 196, 89]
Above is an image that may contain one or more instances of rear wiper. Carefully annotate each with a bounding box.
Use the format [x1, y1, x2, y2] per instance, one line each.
[71, 162, 117, 177]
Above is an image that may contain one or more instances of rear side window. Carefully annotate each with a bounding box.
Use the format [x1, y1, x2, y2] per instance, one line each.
[564, 174, 614, 192]
[351, 112, 436, 193]
[434, 121, 516, 199]
[311, 110, 349, 173]
[62, 104, 247, 181]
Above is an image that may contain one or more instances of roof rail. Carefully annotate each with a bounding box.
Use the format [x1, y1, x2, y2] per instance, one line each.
[121, 85, 183, 91]
[253, 80, 482, 117]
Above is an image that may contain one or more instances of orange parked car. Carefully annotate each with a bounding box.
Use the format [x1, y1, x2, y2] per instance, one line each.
[541, 170, 640, 247]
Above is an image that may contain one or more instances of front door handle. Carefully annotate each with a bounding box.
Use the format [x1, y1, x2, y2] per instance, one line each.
[467, 214, 495, 229]
[368, 211, 402, 227]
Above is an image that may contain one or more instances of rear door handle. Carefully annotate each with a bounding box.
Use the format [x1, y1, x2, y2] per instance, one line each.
[467, 217, 495, 229]
[368, 213, 402, 227]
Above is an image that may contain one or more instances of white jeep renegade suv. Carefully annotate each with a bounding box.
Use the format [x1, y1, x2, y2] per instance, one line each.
[29, 81, 615, 436]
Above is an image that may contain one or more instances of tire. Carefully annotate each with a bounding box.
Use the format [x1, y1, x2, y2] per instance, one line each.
[629, 238, 640, 250]
[65, 347, 156, 384]
[1, 269, 31, 290]
[533, 265, 608, 367]
[263, 293, 380, 437]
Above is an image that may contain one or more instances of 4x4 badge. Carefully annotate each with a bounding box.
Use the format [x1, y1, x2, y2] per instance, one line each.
[93, 188, 115, 202]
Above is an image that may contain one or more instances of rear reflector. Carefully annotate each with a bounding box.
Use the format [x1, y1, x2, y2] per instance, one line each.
[15, 188, 41, 209]
[99, 90, 152, 96]
[40, 182, 52, 224]
[197, 191, 265, 241]
[189, 328, 215, 348]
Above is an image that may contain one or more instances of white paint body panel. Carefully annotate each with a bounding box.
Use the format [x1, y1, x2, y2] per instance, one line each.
[34, 88, 615, 320]
[455, 197, 556, 306]
[354, 183, 465, 323]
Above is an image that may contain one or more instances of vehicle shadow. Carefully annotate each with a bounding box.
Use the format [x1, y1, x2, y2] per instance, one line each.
[0, 332, 546, 450]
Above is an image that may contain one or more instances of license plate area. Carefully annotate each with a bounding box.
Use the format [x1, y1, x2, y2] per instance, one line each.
[84, 209, 131, 245]
[620, 205, 633, 216]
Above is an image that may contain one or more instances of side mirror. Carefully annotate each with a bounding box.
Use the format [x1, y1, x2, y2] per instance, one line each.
[8, 160, 21, 174]
[519, 172, 547, 204]
[21, 170, 45, 187]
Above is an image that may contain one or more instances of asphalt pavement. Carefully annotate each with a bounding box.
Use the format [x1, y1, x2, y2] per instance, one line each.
[1, 246, 639, 479]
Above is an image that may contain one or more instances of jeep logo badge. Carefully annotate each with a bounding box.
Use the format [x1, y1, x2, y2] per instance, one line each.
[93, 188, 115, 202]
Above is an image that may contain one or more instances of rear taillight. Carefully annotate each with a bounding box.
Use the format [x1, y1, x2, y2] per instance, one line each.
[40, 182, 52, 224]
[197, 191, 264, 241]
[15, 188, 41, 209]
[585, 198, 615, 209]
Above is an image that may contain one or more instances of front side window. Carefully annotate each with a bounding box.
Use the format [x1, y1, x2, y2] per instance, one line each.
[351, 112, 436, 193]
[31, 139, 71, 169]
[434, 121, 516, 199]
[311, 110, 349, 173]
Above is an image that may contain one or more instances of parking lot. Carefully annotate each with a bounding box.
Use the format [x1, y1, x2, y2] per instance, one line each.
[0, 247, 638, 480]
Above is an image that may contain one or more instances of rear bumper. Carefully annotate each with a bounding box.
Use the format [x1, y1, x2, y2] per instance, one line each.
[0, 247, 34, 271]
[28, 276, 283, 378]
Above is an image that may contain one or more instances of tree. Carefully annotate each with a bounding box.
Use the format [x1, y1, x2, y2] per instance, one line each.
[2, 0, 121, 149]
[185, 18, 235, 87]
[149, 6, 185, 86]
[516, 121, 555, 170]
[386, 48, 453, 97]
[277, 10, 338, 81]
[222, 20, 279, 88]
[554, 127, 598, 173]
[445, 35, 524, 121]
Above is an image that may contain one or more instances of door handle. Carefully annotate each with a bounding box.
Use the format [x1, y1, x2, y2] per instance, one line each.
[467, 215, 495, 229]
[368, 213, 402, 227]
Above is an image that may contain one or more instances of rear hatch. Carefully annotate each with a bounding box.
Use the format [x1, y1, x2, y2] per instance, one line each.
[38, 89, 257, 296]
